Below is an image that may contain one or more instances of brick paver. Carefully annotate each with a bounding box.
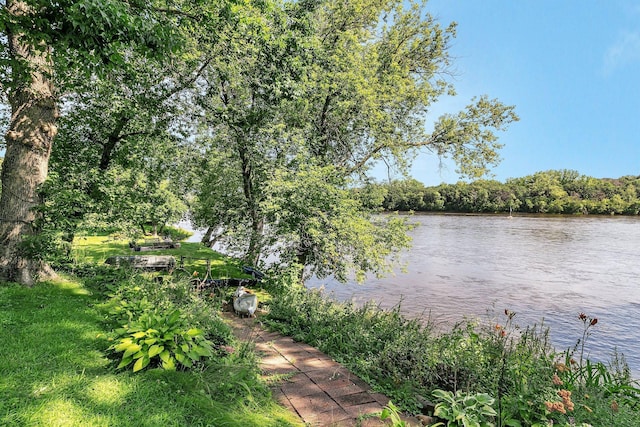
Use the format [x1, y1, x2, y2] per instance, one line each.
[222, 312, 421, 427]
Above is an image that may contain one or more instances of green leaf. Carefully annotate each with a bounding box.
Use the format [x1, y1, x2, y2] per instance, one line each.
[192, 345, 212, 358]
[117, 356, 133, 369]
[186, 328, 202, 337]
[144, 338, 157, 345]
[162, 357, 176, 371]
[132, 331, 146, 339]
[122, 343, 142, 359]
[475, 393, 494, 405]
[175, 352, 192, 367]
[148, 344, 164, 358]
[174, 352, 186, 364]
[113, 342, 131, 352]
[168, 310, 181, 324]
[133, 355, 150, 372]
[159, 349, 172, 364]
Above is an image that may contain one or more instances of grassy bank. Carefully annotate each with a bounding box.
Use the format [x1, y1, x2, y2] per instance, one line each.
[0, 236, 301, 427]
[264, 279, 640, 426]
[4, 233, 640, 426]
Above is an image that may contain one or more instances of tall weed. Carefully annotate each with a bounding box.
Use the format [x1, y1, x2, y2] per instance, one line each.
[263, 281, 640, 425]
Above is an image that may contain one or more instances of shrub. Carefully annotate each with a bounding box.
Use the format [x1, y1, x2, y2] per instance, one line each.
[160, 225, 193, 242]
[109, 308, 213, 372]
[99, 268, 232, 373]
[431, 389, 497, 427]
[263, 280, 640, 425]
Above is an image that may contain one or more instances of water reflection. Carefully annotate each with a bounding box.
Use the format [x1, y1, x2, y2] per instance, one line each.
[307, 214, 640, 377]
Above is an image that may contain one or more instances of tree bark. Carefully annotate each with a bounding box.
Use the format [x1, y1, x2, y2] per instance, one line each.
[237, 140, 263, 266]
[0, 1, 58, 285]
[201, 225, 223, 248]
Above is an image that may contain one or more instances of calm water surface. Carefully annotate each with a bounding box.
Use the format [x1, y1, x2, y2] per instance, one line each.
[307, 214, 640, 377]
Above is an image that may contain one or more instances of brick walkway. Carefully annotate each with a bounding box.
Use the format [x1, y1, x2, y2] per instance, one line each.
[223, 313, 421, 427]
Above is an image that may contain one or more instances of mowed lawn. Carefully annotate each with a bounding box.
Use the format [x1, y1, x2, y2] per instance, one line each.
[0, 236, 301, 426]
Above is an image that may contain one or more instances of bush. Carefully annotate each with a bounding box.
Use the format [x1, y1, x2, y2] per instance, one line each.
[94, 266, 233, 373]
[263, 281, 640, 425]
[432, 389, 497, 427]
[109, 308, 214, 372]
[160, 225, 193, 242]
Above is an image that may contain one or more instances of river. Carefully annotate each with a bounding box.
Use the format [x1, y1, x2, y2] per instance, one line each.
[306, 214, 640, 377]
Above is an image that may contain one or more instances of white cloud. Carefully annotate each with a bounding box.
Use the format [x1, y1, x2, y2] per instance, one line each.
[603, 30, 640, 75]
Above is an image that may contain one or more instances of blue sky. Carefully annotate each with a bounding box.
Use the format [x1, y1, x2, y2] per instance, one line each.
[393, 0, 640, 186]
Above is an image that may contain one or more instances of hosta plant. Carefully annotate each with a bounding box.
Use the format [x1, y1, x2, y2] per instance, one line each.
[110, 309, 213, 372]
[432, 389, 497, 427]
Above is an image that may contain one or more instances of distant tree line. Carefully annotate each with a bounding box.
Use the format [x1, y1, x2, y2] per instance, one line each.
[374, 170, 640, 215]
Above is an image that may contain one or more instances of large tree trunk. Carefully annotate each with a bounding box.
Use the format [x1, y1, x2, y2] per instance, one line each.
[237, 140, 263, 267]
[0, 1, 58, 285]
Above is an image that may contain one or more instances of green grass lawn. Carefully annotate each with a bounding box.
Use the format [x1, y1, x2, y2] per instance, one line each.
[71, 234, 246, 278]
[0, 235, 301, 427]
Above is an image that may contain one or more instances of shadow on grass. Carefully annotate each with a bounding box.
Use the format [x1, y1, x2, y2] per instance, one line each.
[0, 279, 300, 427]
[72, 237, 249, 279]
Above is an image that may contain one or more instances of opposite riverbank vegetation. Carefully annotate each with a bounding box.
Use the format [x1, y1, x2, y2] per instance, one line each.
[1, 232, 639, 426]
[373, 170, 640, 216]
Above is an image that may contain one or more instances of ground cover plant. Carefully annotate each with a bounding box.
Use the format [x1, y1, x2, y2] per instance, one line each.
[4, 231, 639, 426]
[262, 275, 640, 426]
[0, 234, 301, 427]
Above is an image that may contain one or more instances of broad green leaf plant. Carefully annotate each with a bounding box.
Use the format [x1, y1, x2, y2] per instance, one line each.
[432, 389, 498, 427]
[110, 309, 213, 372]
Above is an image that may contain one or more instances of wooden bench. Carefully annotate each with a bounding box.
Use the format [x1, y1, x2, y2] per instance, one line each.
[105, 255, 176, 271]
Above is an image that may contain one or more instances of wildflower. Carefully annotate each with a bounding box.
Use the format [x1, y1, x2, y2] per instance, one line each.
[557, 389, 571, 399]
[554, 362, 569, 372]
[557, 390, 574, 412]
[552, 373, 563, 385]
[554, 402, 566, 414]
[590, 318, 598, 326]
[193, 271, 199, 276]
[495, 324, 502, 330]
[501, 330, 506, 337]
[544, 401, 567, 415]
[578, 312, 587, 321]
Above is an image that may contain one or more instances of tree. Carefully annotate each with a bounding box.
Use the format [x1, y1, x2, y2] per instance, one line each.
[262, 162, 411, 282]
[193, 0, 312, 265]
[191, 0, 518, 281]
[382, 179, 428, 211]
[280, 0, 517, 278]
[190, 147, 249, 250]
[47, 54, 207, 240]
[0, 0, 220, 284]
[298, 0, 517, 179]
